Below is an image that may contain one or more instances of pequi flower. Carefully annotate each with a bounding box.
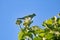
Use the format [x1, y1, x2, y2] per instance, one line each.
[23, 17, 32, 27]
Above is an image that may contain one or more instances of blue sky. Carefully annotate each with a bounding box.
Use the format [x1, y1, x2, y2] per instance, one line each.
[0, 0, 60, 40]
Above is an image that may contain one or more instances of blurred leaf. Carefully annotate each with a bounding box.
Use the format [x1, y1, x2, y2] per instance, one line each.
[45, 33, 54, 40]
[58, 13, 60, 16]
[51, 16, 57, 21]
[16, 19, 22, 25]
[33, 37, 42, 40]
[45, 19, 53, 25]
[57, 19, 60, 24]
[18, 31, 25, 40]
[39, 33, 45, 37]
[58, 27, 60, 32]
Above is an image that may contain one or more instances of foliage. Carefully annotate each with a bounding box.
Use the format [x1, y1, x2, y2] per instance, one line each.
[16, 13, 60, 40]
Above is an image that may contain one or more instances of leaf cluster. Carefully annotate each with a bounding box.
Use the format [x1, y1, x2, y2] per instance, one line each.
[16, 13, 60, 40]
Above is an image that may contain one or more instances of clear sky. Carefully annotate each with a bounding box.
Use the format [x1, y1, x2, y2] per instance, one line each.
[0, 0, 60, 40]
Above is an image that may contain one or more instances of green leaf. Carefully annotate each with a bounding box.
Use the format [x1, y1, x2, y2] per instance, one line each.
[45, 33, 54, 40]
[45, 19, 53, 25]
[57, 18, 60, 24]
[33, 37, 42, 40]
[39, 33, 45, 37]
[18, 31, 25, 40]
[16, 19, 22, 25]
